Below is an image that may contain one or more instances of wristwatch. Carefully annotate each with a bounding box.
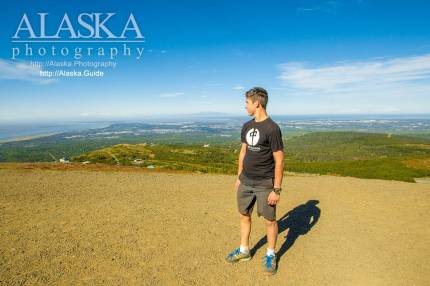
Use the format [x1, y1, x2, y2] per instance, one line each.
[273, 187, 282, 195]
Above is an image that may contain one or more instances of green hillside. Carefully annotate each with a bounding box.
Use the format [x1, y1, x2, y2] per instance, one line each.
[284, 131, 430, 161]
[71, 131, 430, 182]
[72, 143, 238, 174]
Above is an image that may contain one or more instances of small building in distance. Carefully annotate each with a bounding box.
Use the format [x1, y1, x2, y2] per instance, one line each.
[133, 158, 144, 165]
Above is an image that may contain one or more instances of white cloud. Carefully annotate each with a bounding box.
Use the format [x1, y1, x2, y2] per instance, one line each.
[278, 54, 430, 97]
[275, 54, 430, 113]
[0, 59, 55, 84]
[233, 85, 245, 90]
[159, 92, 184, 98]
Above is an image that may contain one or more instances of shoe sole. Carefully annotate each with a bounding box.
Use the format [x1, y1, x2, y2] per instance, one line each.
[225, 256, 252, 263]
[238, 256, 252, 262]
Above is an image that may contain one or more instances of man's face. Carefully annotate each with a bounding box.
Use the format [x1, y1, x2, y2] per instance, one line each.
[245, 97, 258, 116]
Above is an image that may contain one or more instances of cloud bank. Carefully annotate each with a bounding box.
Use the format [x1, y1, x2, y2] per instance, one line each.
[279, 54, 430, 98]
[0, 59, 54, 84]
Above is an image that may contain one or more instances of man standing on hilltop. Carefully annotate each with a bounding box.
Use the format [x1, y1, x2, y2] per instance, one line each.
[225, 87, 284, 275]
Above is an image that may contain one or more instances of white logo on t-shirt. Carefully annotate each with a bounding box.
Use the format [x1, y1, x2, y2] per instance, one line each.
[246, 128, 260, 146]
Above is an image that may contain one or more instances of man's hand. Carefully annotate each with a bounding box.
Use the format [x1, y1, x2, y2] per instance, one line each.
[267, 191, 280, 206]
[235, 178, 241, 192]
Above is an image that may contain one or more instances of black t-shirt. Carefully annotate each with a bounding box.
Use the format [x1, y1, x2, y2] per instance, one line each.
[240, 116, 284, 181]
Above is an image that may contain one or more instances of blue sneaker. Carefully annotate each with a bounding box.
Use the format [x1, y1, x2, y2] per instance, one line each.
[225, 247, 252, 263]
[261, 253, 277, 274]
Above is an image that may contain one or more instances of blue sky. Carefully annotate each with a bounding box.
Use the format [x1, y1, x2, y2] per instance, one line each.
[0, 0, 429, 122]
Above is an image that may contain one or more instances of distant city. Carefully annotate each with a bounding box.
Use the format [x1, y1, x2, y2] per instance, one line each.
[1, 113, 429, 143]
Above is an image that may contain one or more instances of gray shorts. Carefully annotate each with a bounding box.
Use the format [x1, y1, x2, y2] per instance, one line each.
[237, 183, 276, 221]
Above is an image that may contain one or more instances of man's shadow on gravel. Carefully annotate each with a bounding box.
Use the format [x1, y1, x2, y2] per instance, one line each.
[250, 199, 321, 262]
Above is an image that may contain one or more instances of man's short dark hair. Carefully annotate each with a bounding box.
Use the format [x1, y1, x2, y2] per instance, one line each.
[245, 87, 269, 109]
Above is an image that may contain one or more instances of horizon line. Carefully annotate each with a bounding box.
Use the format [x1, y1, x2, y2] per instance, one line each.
[0, 112, 430, 124]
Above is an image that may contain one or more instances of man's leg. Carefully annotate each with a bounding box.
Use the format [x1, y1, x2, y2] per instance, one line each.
[256, 189, 278, 251]
[225, 183, 255, 262]
[237, 184, 255, 252]
[240, 213, 251, 248]
[256, 189, 278, 274]
[262, 217, 278, 274]
[264, 217, 278, 250]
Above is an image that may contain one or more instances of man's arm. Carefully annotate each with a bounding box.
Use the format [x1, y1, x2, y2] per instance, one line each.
[237, 143, 247, 177]
[272, 150, 284, 188]
[267, 150, 284, 205]
[234, 143, 247, 191]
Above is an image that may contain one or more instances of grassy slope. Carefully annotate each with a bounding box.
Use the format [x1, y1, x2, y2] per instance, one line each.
[71, 131, 430, 182]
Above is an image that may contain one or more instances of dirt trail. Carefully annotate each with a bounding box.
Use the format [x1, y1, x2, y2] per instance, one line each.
[0, 167, 429, 285]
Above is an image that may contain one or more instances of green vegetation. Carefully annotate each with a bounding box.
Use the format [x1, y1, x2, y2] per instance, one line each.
[72, 143, 239, 175]
[281, 131, 430, 182]
[285, 158, 430, 183]
[70, 131, 430, 182]
[0, 132, 242, 162]
[1, 130, 430, 182]
[284, 131, 430, 161]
